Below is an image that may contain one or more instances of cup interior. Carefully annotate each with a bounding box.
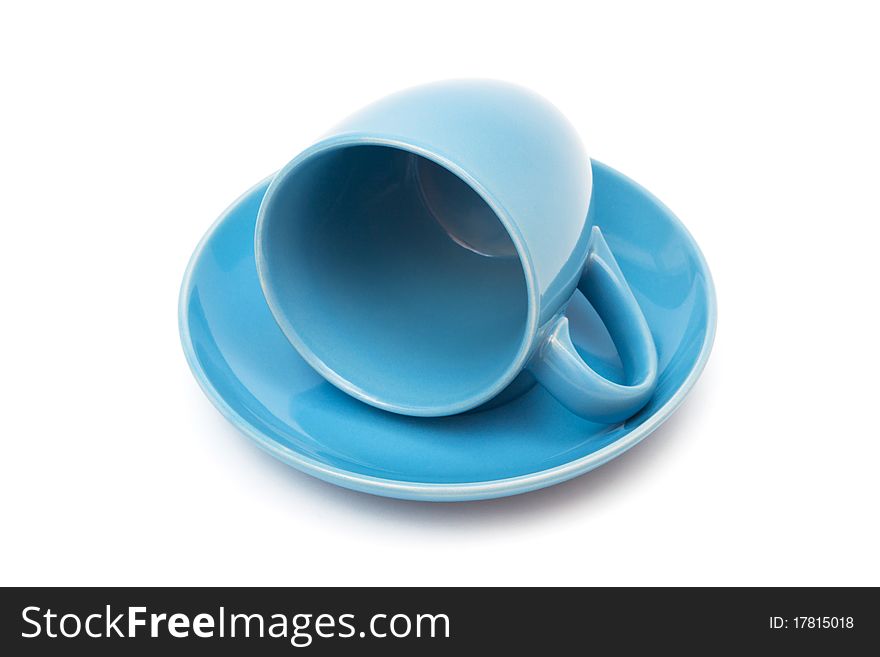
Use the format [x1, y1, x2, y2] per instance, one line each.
[257, 144, 530, 414]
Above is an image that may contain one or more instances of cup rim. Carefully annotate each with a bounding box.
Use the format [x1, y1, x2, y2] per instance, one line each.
[254, 133, 542, 416]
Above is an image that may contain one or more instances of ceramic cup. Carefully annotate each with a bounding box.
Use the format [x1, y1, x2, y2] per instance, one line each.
[255, 80, 657, 422]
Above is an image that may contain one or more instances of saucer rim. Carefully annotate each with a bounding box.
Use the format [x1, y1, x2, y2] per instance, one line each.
[178, 161, 717, 502]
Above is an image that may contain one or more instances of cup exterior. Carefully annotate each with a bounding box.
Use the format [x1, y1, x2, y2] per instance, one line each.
[257, 80, 594, 414]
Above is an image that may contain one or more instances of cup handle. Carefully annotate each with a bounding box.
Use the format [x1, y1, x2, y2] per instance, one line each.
[528, 226, 658, 423]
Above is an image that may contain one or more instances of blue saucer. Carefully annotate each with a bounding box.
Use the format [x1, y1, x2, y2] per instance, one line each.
[179, 161, 716, 501]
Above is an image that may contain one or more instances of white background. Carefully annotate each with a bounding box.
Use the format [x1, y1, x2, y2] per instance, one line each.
[2, 1, 878, 586]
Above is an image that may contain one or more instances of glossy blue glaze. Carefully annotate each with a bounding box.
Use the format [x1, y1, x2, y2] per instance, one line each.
[255, 81, 657, 420]
[179, 162, 716, 501]
[530, 227, 657, 423]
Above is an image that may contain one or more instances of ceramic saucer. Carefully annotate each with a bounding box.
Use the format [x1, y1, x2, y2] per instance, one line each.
[179, 161, 716, 501]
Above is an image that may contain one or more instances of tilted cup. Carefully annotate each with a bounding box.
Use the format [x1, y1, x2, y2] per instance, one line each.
[255, 80, 657, 422]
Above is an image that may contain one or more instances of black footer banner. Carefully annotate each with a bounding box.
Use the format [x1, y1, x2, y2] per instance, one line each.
[2, 587, 876, 654]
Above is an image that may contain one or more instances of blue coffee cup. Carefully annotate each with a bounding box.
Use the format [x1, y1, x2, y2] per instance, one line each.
[255, 80, 657, 422]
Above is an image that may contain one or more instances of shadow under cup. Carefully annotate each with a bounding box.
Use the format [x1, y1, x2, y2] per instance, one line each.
[256, 144, 533, 414]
